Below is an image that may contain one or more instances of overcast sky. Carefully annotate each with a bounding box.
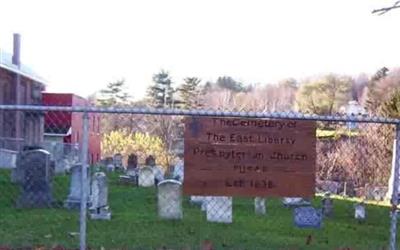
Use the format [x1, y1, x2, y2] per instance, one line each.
[1, 0, 400, 99]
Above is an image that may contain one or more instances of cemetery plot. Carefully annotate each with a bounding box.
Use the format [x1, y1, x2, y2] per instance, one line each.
[184, 117, 316, 197]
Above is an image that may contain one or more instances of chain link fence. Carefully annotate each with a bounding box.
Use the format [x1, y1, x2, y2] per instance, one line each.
[0, 105, 400, 249]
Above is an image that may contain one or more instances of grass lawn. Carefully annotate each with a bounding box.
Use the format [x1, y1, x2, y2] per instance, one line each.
[0, 169, 396, 250]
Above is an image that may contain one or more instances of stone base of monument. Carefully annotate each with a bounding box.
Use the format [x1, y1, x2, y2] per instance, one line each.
[90, 207, 111, 220]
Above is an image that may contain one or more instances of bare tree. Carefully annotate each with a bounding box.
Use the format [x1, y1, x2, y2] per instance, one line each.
[372, 1, 400, 15]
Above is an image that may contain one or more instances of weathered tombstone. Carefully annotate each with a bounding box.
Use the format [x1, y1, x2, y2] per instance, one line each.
[354, 202, 366, 221]
[157, 180, 183, 220]
[106, 164, 115, 172]
[64, 164, 91, 210]
[254, 197, 266, 215]
[113, 153, 123, 170]
[0, 148, 17, 169]
[294, 206, 322, 228]
[90, 172, 111, 220]
[282, 197, 311, 207]
[138, 166, 155, 187]
[16, 149, 54, 208]
[145, 155, 164, 185]
[12, 145, 45, 183]
[127, 154, 138, 175]
[206, 196, 232, 223]
[321, 193, 333, 217]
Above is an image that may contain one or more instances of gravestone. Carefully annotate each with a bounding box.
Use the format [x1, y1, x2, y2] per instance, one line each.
[90, 172, 111, 220]
[254, 197, 266, 215]
[321, 193, 333, 217]
[354, 202, 366, 221]
[64, 164, 91, 210]
[157, 180, 183, 220]
[106, 164, 115, 172]
[206, 196, 232, 223]
[16, 149, 54, 208]
[138, 166, 155, 187]
[113, 153, 123, 170]
[127, 154, 138, 175]
[294, 206, 322, 228]
[0, 148, 17, 169]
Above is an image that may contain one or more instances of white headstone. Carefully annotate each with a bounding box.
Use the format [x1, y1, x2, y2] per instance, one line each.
[254, 197, 266, 215]
[354, 203, 366, 221]
[206, 196, 232, 223]
[106, 164, 115, 172]
[157, 180, 182, 220]
[90, 172, 111, 220]
[139, 166, 155, 187]
[0, 148, 17, 169]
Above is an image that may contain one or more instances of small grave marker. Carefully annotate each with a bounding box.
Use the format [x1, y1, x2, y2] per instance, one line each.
[157, 180, 183, 220]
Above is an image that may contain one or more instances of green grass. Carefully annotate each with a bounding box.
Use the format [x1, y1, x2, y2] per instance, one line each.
[0, 169, 396, 249]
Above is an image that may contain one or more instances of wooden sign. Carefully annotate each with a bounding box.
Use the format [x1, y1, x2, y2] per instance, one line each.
[183, 117, 316, 197]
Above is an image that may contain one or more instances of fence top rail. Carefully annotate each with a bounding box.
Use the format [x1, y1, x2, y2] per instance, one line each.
[0, 104, 399, 124]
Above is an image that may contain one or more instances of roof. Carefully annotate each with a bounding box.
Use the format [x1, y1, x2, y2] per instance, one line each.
[0, 49, 46, 84]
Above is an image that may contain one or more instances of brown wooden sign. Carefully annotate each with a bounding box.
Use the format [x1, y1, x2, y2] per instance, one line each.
[183, 117, 316, 197]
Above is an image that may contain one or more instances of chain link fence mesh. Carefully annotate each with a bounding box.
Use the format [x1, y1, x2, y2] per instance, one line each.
[0, 106, 399, 249]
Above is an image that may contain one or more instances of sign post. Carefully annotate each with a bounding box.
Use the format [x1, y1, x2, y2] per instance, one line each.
[184, 117, 316, 197]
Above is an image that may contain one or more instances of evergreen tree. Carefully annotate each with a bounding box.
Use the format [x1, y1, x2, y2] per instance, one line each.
[98, 79, 130, 106]
[148, 70, 175, 108]
[177, 77, 202, 109]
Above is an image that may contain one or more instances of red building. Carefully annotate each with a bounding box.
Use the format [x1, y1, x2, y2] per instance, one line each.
[42, 93, 101, 164]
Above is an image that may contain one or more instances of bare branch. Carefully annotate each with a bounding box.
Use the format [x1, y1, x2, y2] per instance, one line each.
[372, 1, 400, 15]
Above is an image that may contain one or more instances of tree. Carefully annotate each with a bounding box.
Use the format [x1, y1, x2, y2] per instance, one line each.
[372, 1, 400, 15]
[98, 79, 130, 107]
[148, 70, 175, 108]
[364, 68, 400, 114]
[177, 77, 202, 109]
[296, 74, 352, 115]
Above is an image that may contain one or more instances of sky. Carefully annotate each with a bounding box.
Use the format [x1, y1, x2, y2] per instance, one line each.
[1, 0, 400, 100]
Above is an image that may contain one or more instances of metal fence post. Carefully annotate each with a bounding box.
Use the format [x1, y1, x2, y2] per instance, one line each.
[390, 124, 400, 250]
[80, 112, 89, 250]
